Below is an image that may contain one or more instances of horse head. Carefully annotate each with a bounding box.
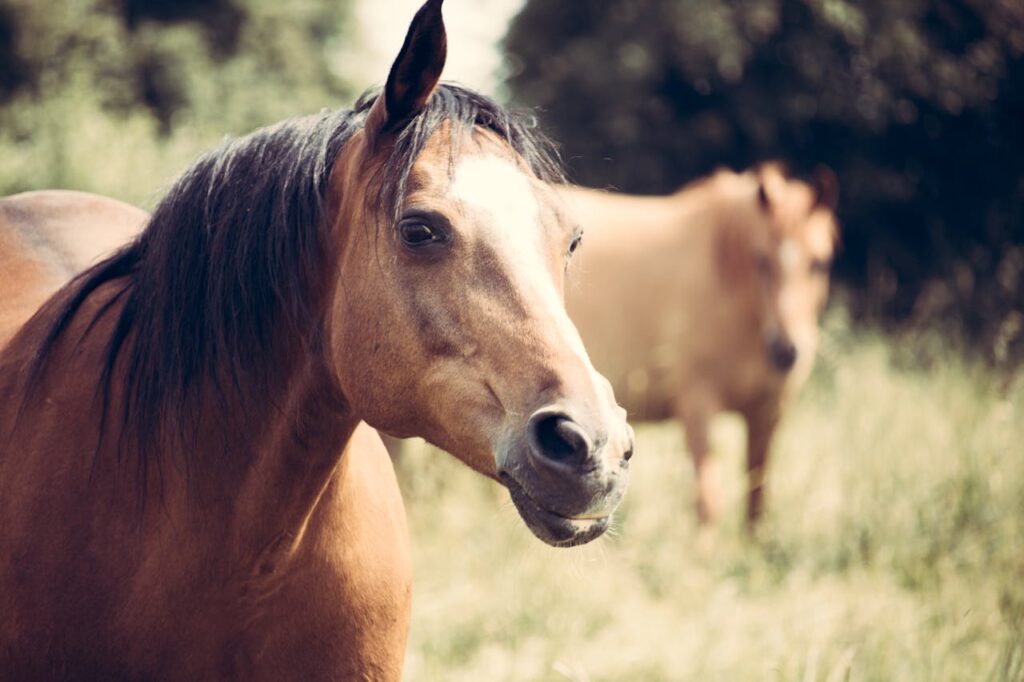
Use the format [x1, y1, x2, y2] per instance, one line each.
[326, 0, 634, 546]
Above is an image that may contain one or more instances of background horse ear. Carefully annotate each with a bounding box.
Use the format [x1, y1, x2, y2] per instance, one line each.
[757, 179, 771, 211]
[365, 0, 447, 139]
[812, 165, 839, 210]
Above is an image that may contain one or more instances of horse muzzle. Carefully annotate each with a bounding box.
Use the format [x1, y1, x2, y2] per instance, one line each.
[497, 405, 633, 547]
[767, 335, 798, 373]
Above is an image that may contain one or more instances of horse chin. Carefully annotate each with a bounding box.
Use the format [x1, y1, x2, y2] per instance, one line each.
[500, 473, 612, 547]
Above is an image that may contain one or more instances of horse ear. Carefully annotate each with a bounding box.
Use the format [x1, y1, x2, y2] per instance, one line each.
[752, 163, 775, 211]
[365, 0, 447, 139]
[812, 165, 839, 210]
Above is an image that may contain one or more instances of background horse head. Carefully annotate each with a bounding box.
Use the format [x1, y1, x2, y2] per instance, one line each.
[0, 0, 633, 676]
[725, 163, 839, 382]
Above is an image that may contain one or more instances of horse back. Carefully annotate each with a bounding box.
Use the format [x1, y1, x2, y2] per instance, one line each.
[0, 190, 147, 346]
[564, 175, 781, 418]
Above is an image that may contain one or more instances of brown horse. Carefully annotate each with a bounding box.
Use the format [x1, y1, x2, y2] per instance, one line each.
[562, 164, 837, 529]
[0, 1, 634, 678]
[0, 190, 147, 347]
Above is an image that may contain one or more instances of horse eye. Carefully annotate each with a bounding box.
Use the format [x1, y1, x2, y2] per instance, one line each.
[399, 220, 438, 248]
[810, 257, 831, 275]
[755, 253, 772, 274]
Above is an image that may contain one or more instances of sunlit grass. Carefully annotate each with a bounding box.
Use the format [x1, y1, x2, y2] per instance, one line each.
[397, 315, 1024, 681]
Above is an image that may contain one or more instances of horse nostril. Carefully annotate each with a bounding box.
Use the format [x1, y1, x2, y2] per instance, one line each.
[529, 412, 591, 465]
[770, 339, 798, 372]
[623, 423, 636, 461]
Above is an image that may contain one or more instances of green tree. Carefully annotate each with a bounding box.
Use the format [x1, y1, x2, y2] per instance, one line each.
[0, 0, 355, 201]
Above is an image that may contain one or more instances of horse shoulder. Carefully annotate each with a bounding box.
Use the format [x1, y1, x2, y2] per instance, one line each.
[251, 422, 411, 679]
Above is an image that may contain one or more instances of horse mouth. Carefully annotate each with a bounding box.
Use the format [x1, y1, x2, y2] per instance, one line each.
[500, 473, 611, 548]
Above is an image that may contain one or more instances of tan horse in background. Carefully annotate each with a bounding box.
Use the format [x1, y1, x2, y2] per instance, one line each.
[0, 1, 633, 678]
[0, 191, 146, 346]
[563, 164, 837, 529]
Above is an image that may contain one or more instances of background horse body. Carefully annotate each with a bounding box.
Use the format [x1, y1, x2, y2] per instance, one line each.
[563, 165, 837, 527]
[0, 1, 633, 678]
[0, 190, 146, 347]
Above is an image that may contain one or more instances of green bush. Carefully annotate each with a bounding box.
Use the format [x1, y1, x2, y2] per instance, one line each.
[0, 0, 355, 204]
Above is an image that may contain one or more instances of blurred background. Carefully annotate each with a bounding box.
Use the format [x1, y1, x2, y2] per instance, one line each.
[1, 1, 1021, 679]
[1, 0, 1020, 362]
[505, 0, 1024, 369]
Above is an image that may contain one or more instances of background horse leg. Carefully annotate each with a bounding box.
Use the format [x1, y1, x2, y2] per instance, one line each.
[679, 393, 721, 526]
[744, 403, 781, 530]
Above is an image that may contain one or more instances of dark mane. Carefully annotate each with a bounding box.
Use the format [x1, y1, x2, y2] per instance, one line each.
[25, 82, 563, 482]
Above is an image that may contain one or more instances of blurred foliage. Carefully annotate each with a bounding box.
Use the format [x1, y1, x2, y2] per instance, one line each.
[505, 0, 1024, 364]
[0, 0, 355, 206]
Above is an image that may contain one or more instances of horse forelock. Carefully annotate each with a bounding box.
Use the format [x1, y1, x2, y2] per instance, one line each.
[356, 82, 564, 225]
[23, 82, 563, 493]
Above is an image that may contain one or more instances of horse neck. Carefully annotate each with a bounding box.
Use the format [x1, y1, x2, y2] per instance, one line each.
[85, 277, 359, 550]
[221, 351, 357, 551]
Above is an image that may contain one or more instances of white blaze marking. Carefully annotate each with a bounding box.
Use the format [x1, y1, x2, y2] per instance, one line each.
[451, 153, 541, 258]
[777, 240, 802, 339]
[450, 153, 592, 363]
[779, 238, 801, 274]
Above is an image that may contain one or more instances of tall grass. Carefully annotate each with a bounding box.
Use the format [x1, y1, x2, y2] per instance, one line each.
[396, 313, 1024, 681]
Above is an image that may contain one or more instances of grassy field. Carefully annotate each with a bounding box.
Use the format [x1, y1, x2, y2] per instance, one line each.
[395, 315, 1024, 681]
